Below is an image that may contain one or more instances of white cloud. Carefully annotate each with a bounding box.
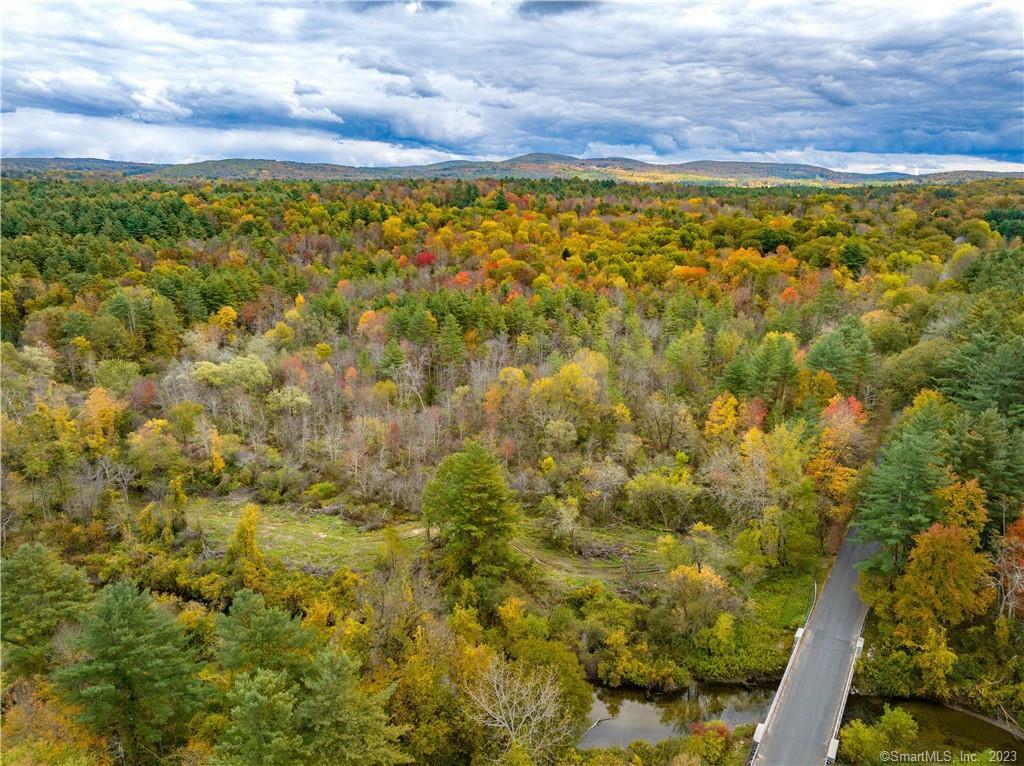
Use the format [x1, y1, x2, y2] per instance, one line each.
[579, 141, 1024, 174]
[1, 0, 1021, 169]
[696, 149, 1024, 175]
[1, 109, 460, 166]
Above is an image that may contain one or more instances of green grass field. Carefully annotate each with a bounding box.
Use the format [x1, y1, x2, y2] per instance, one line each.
[187, 498, 425, 569]
[187, 497, 668, 580]
[187, 497, 828, 628]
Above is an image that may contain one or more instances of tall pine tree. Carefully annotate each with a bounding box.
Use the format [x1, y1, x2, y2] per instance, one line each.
[56, 581, 202, 762]
[215, 669, 302, 766]
[1, 543, 91, 676]
[858, 394, 949, 578]
[421, 442, 518, 576]
[297, 650, 410, 765]
[216, 589, 316, 679]
[807, 316, 872, 394]
[215, 650, 408, 766]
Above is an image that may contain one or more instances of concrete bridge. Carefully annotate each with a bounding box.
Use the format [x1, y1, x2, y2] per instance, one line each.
[750, 533, 880, 766]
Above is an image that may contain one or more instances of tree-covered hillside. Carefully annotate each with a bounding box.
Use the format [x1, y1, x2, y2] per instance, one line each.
[2, 176, 1022, 765]
[5, 155, 1021, 184]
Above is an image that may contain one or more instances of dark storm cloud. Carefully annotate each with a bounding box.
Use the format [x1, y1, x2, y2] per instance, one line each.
[2, 1, 1021, 170]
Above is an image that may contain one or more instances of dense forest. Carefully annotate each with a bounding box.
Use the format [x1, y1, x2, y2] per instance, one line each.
[1, 174, 1022, 765]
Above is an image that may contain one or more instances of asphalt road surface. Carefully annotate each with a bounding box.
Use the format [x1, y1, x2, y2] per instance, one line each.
[754, 533, 880, 766]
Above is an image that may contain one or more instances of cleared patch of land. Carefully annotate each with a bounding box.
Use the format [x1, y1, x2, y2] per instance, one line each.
[187, 498, 424, 569]
[187, 497, 665, 579]
[188, 498, 825, 625]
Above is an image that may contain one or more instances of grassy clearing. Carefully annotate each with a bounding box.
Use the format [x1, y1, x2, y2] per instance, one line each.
[187, 498, 424, 569]
[514, 518, 667, 584]
[189, 498, 834, 634]
[187, 497, 667, 580]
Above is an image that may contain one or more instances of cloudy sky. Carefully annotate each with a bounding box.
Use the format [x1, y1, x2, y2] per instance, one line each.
[2, 0, 1022, 172]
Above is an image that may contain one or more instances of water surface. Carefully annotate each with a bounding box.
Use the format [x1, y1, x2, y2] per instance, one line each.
[579, 683, 773, 749]
[842, 696, 1022, 756]
[580, 685, 1022, 754]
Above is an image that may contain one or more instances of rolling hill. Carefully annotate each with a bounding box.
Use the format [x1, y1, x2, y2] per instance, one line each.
[3, 154, 1020, 185]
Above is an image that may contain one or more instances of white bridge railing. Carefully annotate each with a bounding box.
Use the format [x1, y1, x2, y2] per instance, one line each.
[826, 624, 867, 764]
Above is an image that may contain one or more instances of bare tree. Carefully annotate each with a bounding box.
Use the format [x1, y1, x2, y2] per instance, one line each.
[702, 444, 773, 526]
[995, 535, 1024, 621]
[580, 458, 628, 522]
[97, 456, 137, 508]
[635, 392, 702, 455]
[463, 657, 575, 764]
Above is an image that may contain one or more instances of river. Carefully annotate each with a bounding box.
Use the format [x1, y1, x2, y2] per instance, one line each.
[579, 684, 773, 749]
[580, 684, 1022, 755]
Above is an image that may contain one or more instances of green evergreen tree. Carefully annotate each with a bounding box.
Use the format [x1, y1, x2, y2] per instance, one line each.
[453, 180, 479, 209]
[858, 405, 949, 577]
[215, 669, 302, 766]
[946, 408, 1024, 533]
[297, 650, 410, 765]
[662, 291, 698, 338]
[941, 328, 1024, 425]
[181, 284, 208, 323]
[405, 305, 436, 345]
[56, 581, 202, 762]
[747, 331, 799, 408]
[806, 316, 872, 393]
[437, 314, 465, 365]
[216, 589, 315, 679]
[964, 246, 1024, 292]
[723, 355, 751, 396]
[665, 323, 708, 394]
[379, 339, 406, 380]
[215, 650, 409, 766]
[938, 294, 1024, 425]
[1, 543, 91, 676]
[839, 240, 872, 274]
[811, 276, 843, 323]
[421, 442, 519, 576]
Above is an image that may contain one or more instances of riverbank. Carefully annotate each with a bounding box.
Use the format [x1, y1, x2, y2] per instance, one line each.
[946, 701, 1023, 741]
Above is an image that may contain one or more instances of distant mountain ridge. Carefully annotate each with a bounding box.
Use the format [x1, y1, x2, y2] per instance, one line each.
[4, 154, 1021, 185]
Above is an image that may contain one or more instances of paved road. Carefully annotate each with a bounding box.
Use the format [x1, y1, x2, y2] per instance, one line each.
[754, 533, 880, 766]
